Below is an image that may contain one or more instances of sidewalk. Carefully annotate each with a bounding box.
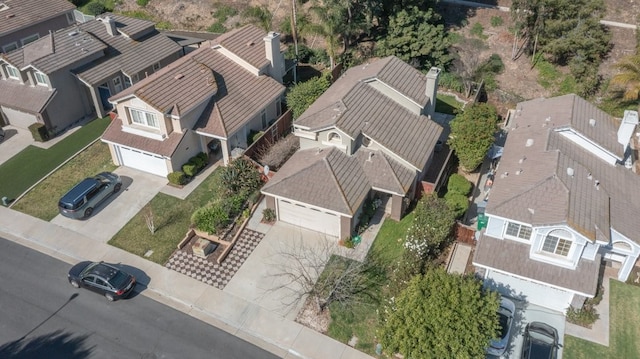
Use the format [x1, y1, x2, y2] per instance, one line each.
[0, 206, 373, 359]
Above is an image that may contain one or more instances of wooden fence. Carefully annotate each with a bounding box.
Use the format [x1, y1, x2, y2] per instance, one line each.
[244, 109, 293, 161]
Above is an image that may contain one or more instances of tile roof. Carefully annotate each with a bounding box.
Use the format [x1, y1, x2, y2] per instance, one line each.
[262, 146, 417, 214]
[0, 0, 75, 36]
[474, 234, 601, 296]
[0, 78, 55, 113]
[212, 24, 273, 70]
[101, 116, 185, 157]
[73, 14, 182, 85]
[486, 94, 640, 244]
[295, 56, 442, 169]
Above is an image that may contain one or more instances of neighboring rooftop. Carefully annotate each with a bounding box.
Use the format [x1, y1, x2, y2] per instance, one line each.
[0, 0, 75, 37]
[212, 24, 284, 70]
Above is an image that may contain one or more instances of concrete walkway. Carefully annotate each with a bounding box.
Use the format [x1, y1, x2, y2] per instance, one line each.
[0, 205, 374, 359]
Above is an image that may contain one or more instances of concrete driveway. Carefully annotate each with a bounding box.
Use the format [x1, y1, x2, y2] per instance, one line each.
[51, 167, 167, 243]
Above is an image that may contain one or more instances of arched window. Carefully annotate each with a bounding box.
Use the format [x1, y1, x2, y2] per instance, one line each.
[327, 132, 341, 143]
[542, 229, 573, 256]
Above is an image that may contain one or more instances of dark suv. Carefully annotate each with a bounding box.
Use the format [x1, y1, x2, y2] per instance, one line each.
[68, 261, 136, 301]
[58, 172, 121, 219]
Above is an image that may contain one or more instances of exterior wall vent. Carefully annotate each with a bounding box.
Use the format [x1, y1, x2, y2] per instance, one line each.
[589, 118, 596, 127]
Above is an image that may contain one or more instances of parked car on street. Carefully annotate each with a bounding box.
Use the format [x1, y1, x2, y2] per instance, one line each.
[521, 321, 559, 359]
[67, 261, 136, 301]
[486, 297, 516, 356]
[58, 172, 122, 219]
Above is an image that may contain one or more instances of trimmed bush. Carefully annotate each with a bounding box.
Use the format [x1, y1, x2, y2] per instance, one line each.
[191, 203, 230, 234]
[28, 123, 49, 142]
[167, 171, 186, 186]
[262, 208, 276, 223]
[444, 192, 469, 218]
[196, 152, 208, 164]
[447, 173, 472, 196]
[182, 163, 198, 177]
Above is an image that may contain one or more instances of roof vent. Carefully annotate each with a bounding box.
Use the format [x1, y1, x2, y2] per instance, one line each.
[527, 208, 535, 215]
[545, 116, 551, 122]
[516, 169, 523, 175]
[589, 118, 596, 127]
[246, 41, 255, 46]
[525, 138, 534, 147]
[174, 74, 184, 80]
[594, 180, 600, 190]
[567, 167, 574, 177]
[519, 156, 526, 164]
[5, 13, 14, 18]
[367, 152, 374, 161]
[68, 31, 79, 37]
[500, 172, 509, 178]
[587, 172, 592, 180]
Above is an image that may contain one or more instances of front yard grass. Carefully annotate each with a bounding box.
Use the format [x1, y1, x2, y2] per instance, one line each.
[326, 211, 414, 356]
[11, 141, 116, 221]
[0, 117, 110, 201]
[108, 167, 225, 265]
[564, 280, 640, 358]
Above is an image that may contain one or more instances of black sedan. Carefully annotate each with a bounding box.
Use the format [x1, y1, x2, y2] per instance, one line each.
[521, 321, 559, 359]
[68, 261, 136, 301]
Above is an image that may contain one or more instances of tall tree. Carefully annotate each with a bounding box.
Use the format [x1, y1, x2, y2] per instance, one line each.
[375, 7, 450, 70]
[447, 103, 499, 172]
[611, 54, 640, 101]
[379, 269, 500, 359]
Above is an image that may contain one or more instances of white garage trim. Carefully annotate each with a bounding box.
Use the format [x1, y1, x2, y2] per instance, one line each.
[277, 199, 341, 238]
[115, 145, 168, 176]
[485, 270, 575, 312]
[1, 106, 38, 129]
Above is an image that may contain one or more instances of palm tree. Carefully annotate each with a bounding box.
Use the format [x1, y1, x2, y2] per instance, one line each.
[611, 54, 640, 101]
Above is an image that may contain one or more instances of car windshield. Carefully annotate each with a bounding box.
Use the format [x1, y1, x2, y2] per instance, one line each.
[109, 271, 130, 288]
[497, 308, 511, 338]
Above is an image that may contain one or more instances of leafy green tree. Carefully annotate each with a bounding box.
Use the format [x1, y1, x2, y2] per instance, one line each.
[379, 269, 500, 359]
[611, 54, 640, 100]
[286, 73, 332, 119]
[375, 7, 450, 70]
[448, 103, 498, 172]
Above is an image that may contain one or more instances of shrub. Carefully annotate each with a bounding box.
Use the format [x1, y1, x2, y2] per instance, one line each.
[136, 0, 149, 6]
[341, 237, 355, 248]
[221, 158, 261, 194]
[252, 131, 264, 145]
[438, 71, 465, 93]
[258, 134, 299, 170]
[207, 22, 226, 33]
[447, 173, 472, 196]
[167, 171, 186, 186]
[182, 163, 198, 177]
[566, 305, 599, 328]
[470, 23, 486, 39]
[225, 193, 246, 215]
[444, 192, 469, 218]
[85, 2, 107, 16]
[28, 123, 49, 142]
[247, 190, 261, 207]
[197, 151, 208, 164]
[262, 208, 276, 223]
[191, 203, 230, 234]
[490, 16, 503, 27]
[309, 48, 330, 66]
[188, 156, 205, 171]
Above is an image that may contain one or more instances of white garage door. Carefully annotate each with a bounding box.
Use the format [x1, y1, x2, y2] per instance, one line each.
[278, 199, 340, 238]
[486, 271, 574, 312]
[117, 146, 168, 177]
[1, 106, 38, 129]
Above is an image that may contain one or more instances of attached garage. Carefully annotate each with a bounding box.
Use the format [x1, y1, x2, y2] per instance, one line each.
[277, 199, 341, 238]
[115, 145, 168, 177]
[1, 106, 38, 129]
[485, 270, 575, 312]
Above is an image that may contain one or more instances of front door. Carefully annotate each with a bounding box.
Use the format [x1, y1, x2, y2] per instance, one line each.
[113, 76, 123, 93]
[98, 84, 112, 111]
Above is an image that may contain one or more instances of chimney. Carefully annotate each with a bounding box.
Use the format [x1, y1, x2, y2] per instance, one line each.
[424, 67, 441, 118]
[102, 16, 118, 36]
[263, 31, 284, 83]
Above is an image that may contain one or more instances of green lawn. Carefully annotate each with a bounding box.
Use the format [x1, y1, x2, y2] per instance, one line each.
[11, 141, 116, 221]
[0, 117, 110, 201]
[564, 280, 640, 358]
[436, 94, 464, 115]
[108, 167, 225, 265]
[326, 211, 415, 356]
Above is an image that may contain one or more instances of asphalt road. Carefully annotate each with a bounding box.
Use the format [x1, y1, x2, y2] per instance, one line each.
[0, 237, 280, 359]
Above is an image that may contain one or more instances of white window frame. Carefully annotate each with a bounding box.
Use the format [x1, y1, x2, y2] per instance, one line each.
[504, 221, 532, 240]
[5, 65, 19, 79]
[34, 71, 47, 86]
[129, 108, 160, 128]
[2, 42, 17, 53]
[153, 62, 161, 72]
[123, 76, 132, 88]
[327, 132, 342, 143]
[541, 234, 572, 257]
[20, 33, 39, 46]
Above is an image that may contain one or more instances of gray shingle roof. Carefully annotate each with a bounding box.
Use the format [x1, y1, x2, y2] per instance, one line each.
[0, 78, 55, 113]
[486, 94, 640, 244]
[0, 0, 75, 36]
[356, 149, 415, 194]
[473, 234, 601, 296]
[213, 24, 271, 70]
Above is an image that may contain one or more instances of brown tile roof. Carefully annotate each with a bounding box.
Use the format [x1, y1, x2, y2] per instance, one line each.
[474, 234, 601, 296]
[213, 24, 271, 70]
[295, 57, 442, 170]
[262, 147, 370, 215]
[0, 0, 75, 37]
[0, 78, 55, 113]
[356, 149, 415, 194]
[486, 94, 640, 244]
[101, 116, 184, 157]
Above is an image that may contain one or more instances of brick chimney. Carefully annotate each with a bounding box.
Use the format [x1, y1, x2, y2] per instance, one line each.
[101, 16, 118, 37]
[263, 31, 284, 83]
[424, 67, 441, 118]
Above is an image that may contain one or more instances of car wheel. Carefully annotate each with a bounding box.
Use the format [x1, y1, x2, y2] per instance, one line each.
[70, 279, 80, 288]
[84, 207, 93, 218]
[105, 293, 115, 302]
[114, 183, 122, 193]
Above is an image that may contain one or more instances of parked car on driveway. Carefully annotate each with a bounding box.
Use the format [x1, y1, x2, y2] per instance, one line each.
[486, 297, 516, 356]
[67, 261, 136, 301]
[58, 172, 122, 219]
[521, 321, 559, 359]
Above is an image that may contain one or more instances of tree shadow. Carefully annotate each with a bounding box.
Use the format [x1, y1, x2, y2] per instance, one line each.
[0, 330, 94, 359]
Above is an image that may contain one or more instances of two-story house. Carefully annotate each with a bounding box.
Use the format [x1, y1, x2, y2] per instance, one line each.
[0, 14, 182, 134]
[261, 56, 444, 239]
[101, 24, 286, 177]
[0, 0, 76, 53]
[473, 94, 640, 312]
